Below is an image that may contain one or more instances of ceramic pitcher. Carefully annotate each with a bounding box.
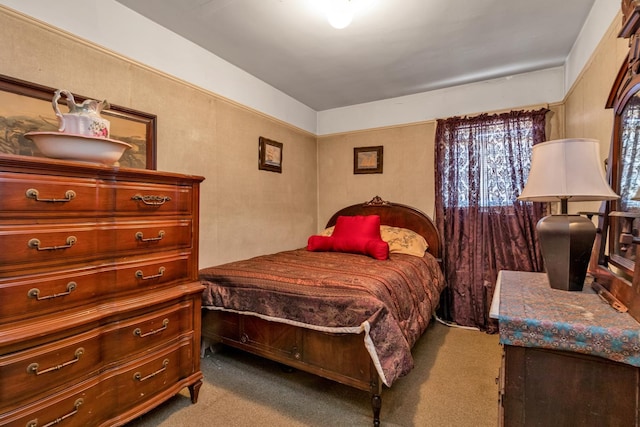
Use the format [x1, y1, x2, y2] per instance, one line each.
[52, 89, 111, 138]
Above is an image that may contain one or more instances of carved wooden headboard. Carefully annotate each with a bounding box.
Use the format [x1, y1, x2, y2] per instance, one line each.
[326, 196, 442, 260]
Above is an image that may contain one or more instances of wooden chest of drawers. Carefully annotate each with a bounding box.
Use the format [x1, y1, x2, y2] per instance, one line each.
[0, 154, 205, 426]
[492, 271, 640, 426]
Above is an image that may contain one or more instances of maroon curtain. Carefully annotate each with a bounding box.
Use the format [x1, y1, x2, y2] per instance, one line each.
[435, 109, 548, 331]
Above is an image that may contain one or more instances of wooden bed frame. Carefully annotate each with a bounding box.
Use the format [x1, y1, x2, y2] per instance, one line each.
[200, 196, 442, 426]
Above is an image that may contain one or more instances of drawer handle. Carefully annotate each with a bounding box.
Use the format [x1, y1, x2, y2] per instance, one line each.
[27, 348, 84, 376]
[26, 398, 83, 427]
[292, 346, 301, 360]
[28, 282, 77, 301]
[28, 236, 77, 251]
[135, 230, 165, 242]
[131, 194, 172, 206]
[133, 358, 169, 382]
[26, 188, 76, 203]
[135, 266, 165, 280]
[134, 318, 169, 338]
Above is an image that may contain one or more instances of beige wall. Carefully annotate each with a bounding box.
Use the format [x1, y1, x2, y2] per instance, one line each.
[563, 11, 626, 214]
[0, 8, 317, 267]
[317, 122, 437, 225]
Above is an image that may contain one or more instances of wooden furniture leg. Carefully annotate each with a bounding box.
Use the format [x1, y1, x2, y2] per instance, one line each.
[189, 380, 203, 404]
[370, 377, 382, 426]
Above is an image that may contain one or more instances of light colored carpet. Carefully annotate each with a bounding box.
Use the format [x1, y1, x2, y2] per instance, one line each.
[127, 320, 501, 427]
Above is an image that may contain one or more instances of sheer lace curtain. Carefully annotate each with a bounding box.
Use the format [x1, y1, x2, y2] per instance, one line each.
[435, 109, 548, 331]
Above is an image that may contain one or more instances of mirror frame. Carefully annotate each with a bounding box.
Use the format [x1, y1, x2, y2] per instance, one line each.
[595, 0, 640, 320]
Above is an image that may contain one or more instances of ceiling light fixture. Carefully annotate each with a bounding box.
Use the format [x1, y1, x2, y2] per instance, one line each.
[325, 0, 354, 29]
[311, 0, 376, 30]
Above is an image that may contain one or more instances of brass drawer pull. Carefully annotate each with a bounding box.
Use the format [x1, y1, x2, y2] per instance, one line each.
[135, 230, 165, 242]
[133, 358, 169, 382]
[26, 188, 76, 203]
[135, 266, 165, 280]
[131, 194, 172, 206]
[28, 282, 77, 301]
[28, 236, 77, 251]
[26, 398, 83, 427]
[27, 348, 84, 376]
[133, 318, 169, 338]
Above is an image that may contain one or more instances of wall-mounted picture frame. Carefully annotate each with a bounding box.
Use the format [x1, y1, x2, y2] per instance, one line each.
[354, 145, 383, 174]
[0, 74, 157, 170]
[258, 136, 283, 173]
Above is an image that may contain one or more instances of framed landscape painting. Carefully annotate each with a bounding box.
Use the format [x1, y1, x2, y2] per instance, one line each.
[0, 74, 157, 169]
[258, 136, 283, 173]
[354, 145, 383, 174]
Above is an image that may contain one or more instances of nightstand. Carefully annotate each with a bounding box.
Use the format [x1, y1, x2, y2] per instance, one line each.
[491, 270, 640, 427]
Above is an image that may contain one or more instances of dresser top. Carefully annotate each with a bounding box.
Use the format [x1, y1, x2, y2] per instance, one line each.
[493, 270, 640, 366]
[0, 153, 204, 184]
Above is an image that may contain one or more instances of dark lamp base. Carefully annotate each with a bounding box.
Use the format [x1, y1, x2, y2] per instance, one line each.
[537, 214, 596, 291]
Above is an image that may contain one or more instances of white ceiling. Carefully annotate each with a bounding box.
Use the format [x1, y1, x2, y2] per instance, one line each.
[114, 0, 596, 111]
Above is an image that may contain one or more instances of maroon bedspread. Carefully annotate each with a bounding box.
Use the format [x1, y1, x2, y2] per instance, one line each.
[200, 248, 446, 386]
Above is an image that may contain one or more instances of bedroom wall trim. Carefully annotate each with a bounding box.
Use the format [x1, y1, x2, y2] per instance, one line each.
[564, 1, 621, 95]
[317, 68, 565, 136]
[0, 3, 317, 138]
[316, 102, 559, 139]
[563, 10, 623, 106]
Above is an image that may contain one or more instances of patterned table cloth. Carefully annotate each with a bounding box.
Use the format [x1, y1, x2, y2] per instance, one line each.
[495, 270, 640, 366]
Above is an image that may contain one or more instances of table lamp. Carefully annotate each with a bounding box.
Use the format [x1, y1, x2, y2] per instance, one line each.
[518, 138, 619, 291]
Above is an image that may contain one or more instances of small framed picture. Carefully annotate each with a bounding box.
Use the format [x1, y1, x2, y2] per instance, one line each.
[258, 136, 283, 173]
[354, 146, 383, 174]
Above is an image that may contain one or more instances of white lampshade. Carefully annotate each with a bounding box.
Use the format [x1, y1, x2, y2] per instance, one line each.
[518, 138, 619, 203]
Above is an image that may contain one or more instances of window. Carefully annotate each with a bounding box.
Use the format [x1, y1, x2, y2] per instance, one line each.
[434, 108, 548, 330]
[439, 114, 538, 209]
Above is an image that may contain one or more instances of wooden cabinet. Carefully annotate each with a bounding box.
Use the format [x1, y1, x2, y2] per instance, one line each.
[500, 345, 639, 427]
[0, 154, 205, 426]
[492, 270, 640, 427]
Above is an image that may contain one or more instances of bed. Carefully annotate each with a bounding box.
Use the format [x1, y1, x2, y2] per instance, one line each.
[199, 196, 446, 426]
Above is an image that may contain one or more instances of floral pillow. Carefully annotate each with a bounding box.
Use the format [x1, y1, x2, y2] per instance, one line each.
[380, 225, 428, 257]
[320, 226, 335, 236]
[319, 224, 428, 257]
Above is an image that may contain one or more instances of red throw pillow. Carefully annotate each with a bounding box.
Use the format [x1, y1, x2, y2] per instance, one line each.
[332, 215, 382, 240]
[331, 236, 389, 260]
[306, 215, 389, 260]
[365, 238, 389, 260]
[307, 235, 334, 251]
